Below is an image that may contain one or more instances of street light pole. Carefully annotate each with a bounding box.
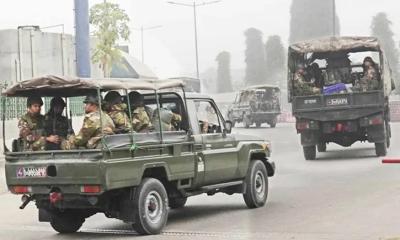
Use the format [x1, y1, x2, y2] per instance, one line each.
[167, 0, 221, 80]
[134, 25, 162, 63]
[332, 0, 336, 36]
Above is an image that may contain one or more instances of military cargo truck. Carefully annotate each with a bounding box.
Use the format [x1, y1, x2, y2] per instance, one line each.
[227, 85, 281, 128]
[2, 76, 275, 235]
[288, 37, 395, 160]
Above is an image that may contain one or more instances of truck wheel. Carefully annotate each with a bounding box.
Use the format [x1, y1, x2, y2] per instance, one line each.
[375, 142, 387, 157]
[243, 160, 268, 209]
[132, 178, 169, 235]
[50, 212, 84, 234]
[317, 143, 327, 152]
[244, 116, 252, 128]
[255, 122, 262, 128]
[169, 197, 187, 209]
[269, 117, 277, 128]
[303, 146, 316, 160]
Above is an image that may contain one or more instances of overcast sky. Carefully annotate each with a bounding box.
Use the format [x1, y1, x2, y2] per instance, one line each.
[0, 0, 399, 78]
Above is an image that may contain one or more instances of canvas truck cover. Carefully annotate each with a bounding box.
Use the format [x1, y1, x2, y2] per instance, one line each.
[2, 75, 185, 97]
[289, 36, 380, 54]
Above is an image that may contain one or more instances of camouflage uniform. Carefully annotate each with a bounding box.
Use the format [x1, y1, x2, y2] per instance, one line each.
[293, 72, 318, 96]
[152, 108, 182, 131]
[355, 66, 379, 92]
[18, 113, 46, 151]
[132, 107, 152, 132]
[106, 103, 132, 133]
[44, 113, 69, 150]
[62, 111, 115, 150]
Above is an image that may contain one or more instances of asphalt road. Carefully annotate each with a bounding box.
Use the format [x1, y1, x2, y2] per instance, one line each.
[1, 123, 400, 240]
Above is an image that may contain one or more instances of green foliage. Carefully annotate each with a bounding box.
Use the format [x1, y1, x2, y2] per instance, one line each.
[265, 35, 285, 86]
[215, 51, 233, 93]
[289, 0, 340, 43]
[90, 2, 130, 77]
[245, 28, 266, 86]
[371, 12, 400, 92]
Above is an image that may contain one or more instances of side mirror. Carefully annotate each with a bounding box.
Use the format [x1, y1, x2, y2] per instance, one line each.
[224, 120, 233, 134]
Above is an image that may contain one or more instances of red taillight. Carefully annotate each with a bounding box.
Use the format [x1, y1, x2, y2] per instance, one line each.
[49, 192, 63, 204]
[335, 123, 344, 132]
[81, 185, 101, 193]
[369, 115, 383, 125]
[12, 186, 31, 194]
[296, 122, 309, 130]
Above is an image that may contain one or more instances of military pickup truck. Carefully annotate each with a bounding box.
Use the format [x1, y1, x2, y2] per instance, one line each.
[288, 36, 395, 160]
[227, 85, 281, 128]
[2, 76, 275, 235]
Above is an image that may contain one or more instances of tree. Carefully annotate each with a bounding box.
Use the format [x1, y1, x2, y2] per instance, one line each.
[90, 2, 130, 77]
[371, 12, 400, 91]
[265, 35, 285, 86]
[289, 0, 340, 43]
[245, 28, 266, 86]
[215, 51, 233, 93]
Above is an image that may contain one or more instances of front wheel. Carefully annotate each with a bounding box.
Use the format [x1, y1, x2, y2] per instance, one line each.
[50, 211, 84, 234]
[317, 143, 327, 152]
[132, 178, 169, 235]
[303, 146, 316, 160]
[243, 160, 269, 208]
[269, 117, 277, 128]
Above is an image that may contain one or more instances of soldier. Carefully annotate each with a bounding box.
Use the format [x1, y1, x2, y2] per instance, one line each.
[355, 57, 380, 92]
[18, 96, 59, 151]
[152, 108, 182, 131]
[128, 91, 152, 132]
[293, 64, 320, 96]
[104, 91, 132, 133]
[44, 97, 69, 150]
[62, 94, 115, 150]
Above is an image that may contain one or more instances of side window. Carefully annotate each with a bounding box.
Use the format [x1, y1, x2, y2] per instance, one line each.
[195, 101, 223, 134]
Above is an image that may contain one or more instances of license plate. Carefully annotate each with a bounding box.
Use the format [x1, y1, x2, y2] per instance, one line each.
[16, 167, 47, 178]
[327, 98, 348, 106]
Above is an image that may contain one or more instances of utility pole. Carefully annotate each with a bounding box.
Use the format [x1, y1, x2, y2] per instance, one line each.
[134, 25, 162, 63]
[332, 0, 336, 36]
[167, 0, 221, 80]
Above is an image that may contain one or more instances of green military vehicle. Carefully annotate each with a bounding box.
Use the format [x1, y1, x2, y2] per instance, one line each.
[227, 85, 281, 128]
[288, 37, 395, 160]
[2, 76, 275, 235]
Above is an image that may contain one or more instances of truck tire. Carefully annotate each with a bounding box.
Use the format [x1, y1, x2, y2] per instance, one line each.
[169, 197, 187, 209]
[269, 117, 277, 128]
[243, 160, 268, 209]
[132, 178, 169, 235]
[375, 142, 387, 157]
[50, 212, 84, 234]
[303, 146, 316, 160]
[317, 143, 327, 152]
[255, 122, 262, 128]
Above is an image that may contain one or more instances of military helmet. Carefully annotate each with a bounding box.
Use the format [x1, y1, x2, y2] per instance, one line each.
[128, 91, 144, 104]
[83, 94, 101, 105]
[104, 91, 122, 104]
[50, 97, 66, 108]
[26, 96, 43, 107]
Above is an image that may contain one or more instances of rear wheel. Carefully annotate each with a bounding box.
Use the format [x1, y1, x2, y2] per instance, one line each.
[303, 146, 316, 160]
[269, 117, 277, 128]
[50, 211, 84, 234]
[255, 122, 262, 128]
[132, 178, 169, 235]
[317, 143, 327, 152]
[243, 160, 268, 208]
[375, 142, 387, 157]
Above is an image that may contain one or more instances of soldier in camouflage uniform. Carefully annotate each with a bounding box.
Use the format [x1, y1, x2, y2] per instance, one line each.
[62, 95, 115, 150]
[18, 96, 60, 151]
[354, 57, 380, 92]
[293, 64, 320, 96]
[104, 91, 132, 133]
[128, 91, 152, 132]
[152, 108, 182, 131]
[44, 97, 69, 150]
